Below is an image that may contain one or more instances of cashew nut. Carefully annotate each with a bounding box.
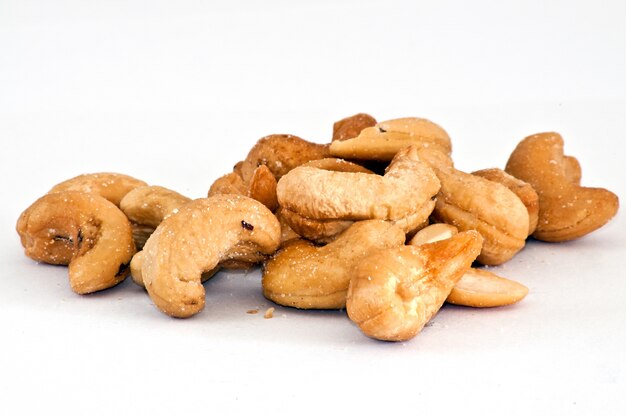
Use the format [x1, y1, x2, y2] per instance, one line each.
[48, 172, 147, 206]
[409, 224, 528, 308]
[472, 168, 539, 236]
[277, 145, 440, 221]
[16, 191, 135, 294]
[120, 185, 192, 249]
[505, 132, 619, 242]
[332, 113, 377, 142]
[346, 230, 483, 342]
[418, 148, 529, 266]
[329, 117, 452, 161]
[239, 134, 330, 183]
[209, 164, 279, 212]
[141, 194, 281, 318]
[263, 220, 405, 309]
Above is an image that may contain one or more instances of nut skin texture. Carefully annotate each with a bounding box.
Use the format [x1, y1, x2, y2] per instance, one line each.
[505, 132, 619, 242]
[49, 172, 147, 207]
[277, 145, 440, 222]
[472, 168, 539, 236]
[141, 194, 281, 318]
[329, 117, 452, 161]
[419, 148, 529, 266]
[262, 220, 405, 310]
[16, 191, 135, 294]
[346, 231, 483, 342]
[332, 113, 377, 142]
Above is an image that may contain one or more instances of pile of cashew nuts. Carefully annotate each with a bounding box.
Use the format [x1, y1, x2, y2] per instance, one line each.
[16, 114, 620, 342]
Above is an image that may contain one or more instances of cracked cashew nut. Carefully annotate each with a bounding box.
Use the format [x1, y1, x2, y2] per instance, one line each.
[141, 194, 281, 318]
[263, 220, 405, 309]
[16, 191, 135, 294]
[505, 132, 619, 242]
[346, 230, 483, 342]
[409, 224, 528, 308]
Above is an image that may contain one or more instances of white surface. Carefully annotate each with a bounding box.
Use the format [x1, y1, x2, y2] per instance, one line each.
[1, 1, 625, 415]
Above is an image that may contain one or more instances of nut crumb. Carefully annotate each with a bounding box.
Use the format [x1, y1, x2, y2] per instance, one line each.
[264, 307, 275, 319]
[246, 309, 259, 314]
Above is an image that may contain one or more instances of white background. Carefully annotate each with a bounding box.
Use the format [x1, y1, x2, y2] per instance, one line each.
[1, 1, 625, 415]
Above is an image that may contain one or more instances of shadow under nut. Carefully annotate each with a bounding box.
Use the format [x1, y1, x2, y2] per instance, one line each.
[141, 194, 281, 318]
[16, 191, 135, 294]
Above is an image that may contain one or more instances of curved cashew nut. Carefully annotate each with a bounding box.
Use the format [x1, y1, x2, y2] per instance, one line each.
[277, 145, 440, 221]
[332, 113, 377, 142]
[346, 231, 483, 342]
[141, 194, 281, 318]
[505, 132, 619, 242]
[120, 185, 192, 249]
[329, 117, 452, 161]
[263, 220, 405, 309]
[16, 191, 135, 294]
[418, 148, 529, 266]
[472, 168, 539, 236]
[49, 172, 147, 206]
[409, 224, 528, 308]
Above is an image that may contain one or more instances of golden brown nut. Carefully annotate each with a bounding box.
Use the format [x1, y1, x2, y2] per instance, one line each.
[408, 224, 528, 308]
[346, 231, 483, 342]
[505, 132, 619, 242]
[141, 194, 281, 318]
[300, 158, 374, 174]
[418, 148, 529, 266]
[209, 165, 279, 212]
[279, 208, 353, 243]
[263, 220, 405, 309]
[120, 185, 192, 249]
[239, 134, 330, 182]
[130, 251, 220, 288]
[446, 268, 529, 308]
[564, 155, 582, 184]
[16, 191, 135, 294]
[48, 173, 147, 207]
[329, 117, 452, 161]
[277, 145, 440, 221]
[332, 113, 377, 142]
[472, 168, 539, 236]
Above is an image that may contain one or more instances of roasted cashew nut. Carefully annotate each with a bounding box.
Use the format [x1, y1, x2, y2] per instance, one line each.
[239, 134, 330, 183]
[16, 191, 135, 294]
[209, 164, 279, 212]
[263, 220, 405, 309]
[409, 224, 528, 308]
[472, 168, 539, 236]
[346, 231, 483, 342]
[120, 185, 192, 249]
[505, 132, 619, 242]
[329, 117, 452, 161]
[332, 113, 377, 142]
[141, 194, 281, 318]
[277, 145, 440, 221]
[418, 148, 529, 266]
[49, 172, 147, 206]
